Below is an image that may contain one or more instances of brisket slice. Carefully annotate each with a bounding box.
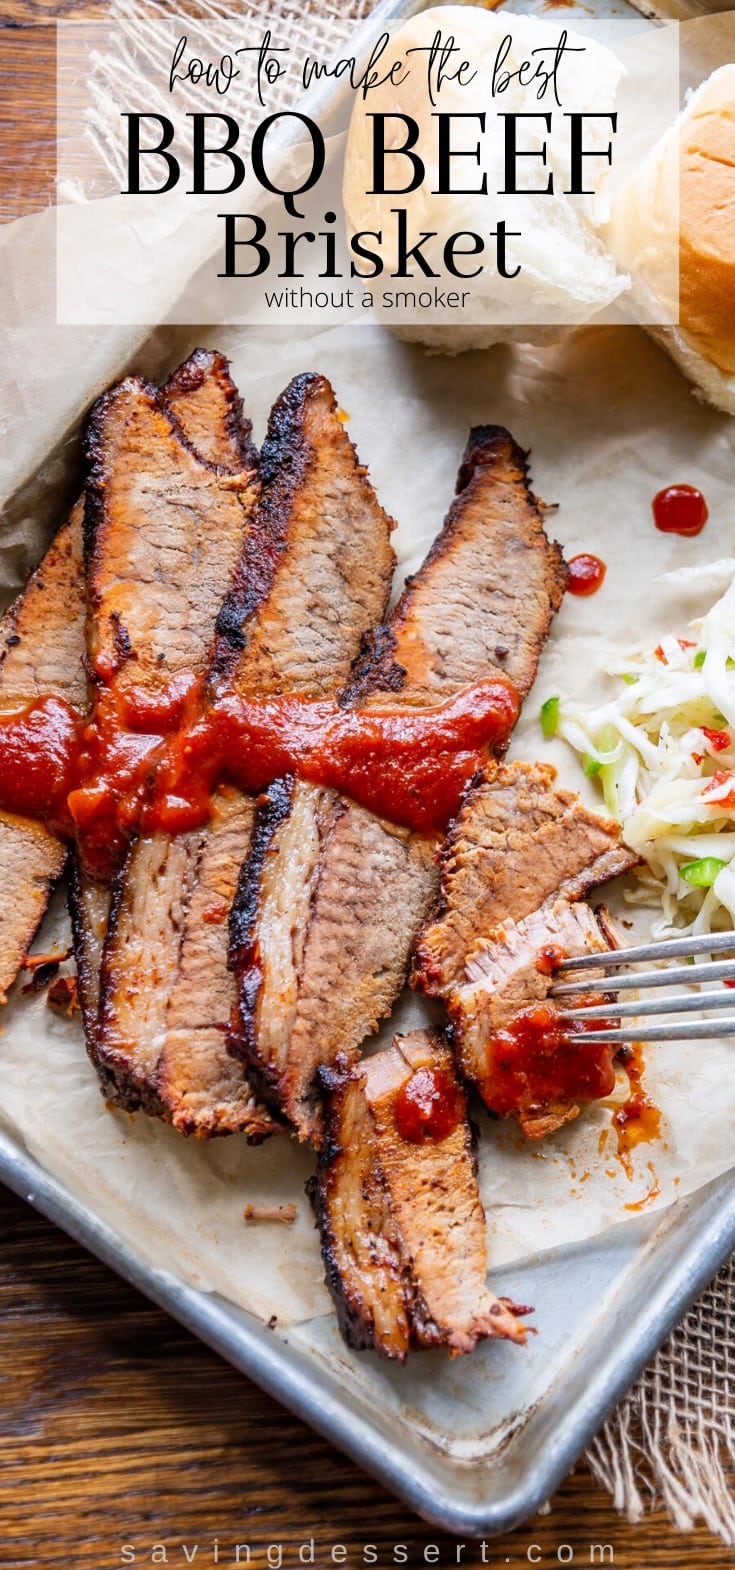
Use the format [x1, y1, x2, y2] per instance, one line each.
[84, 368, 258, 696]
[311, 1030, 530, 1360]
[231, 779, 438, 1133]
[71, 349, 256, 1035]
[452, 899, 619, 1139]
[412, 760, 636, 1138]
[82, 353, 258, 1100]
[342, 426, 567, 709]
[413, 760, 637, 997]
[98, 373, 396, 1135]
[0, 503, 88, 1000]
[229, 427, 567, 1144]
[161, 347, 256, 471]
[208, 372, 398, 701]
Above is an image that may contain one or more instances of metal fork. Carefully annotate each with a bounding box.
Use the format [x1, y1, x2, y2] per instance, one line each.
[549, 930, 735, 1044]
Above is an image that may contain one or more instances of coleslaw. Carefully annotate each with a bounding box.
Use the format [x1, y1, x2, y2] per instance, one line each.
[544, 562, 735, 937]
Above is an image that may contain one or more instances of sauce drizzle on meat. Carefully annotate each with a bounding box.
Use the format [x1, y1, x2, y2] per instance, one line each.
[480, 1002, 617, 1122]
[393, 1064, 462, 1144]
[0, 675, 519, 879]
[613, 1041, 661, 1176]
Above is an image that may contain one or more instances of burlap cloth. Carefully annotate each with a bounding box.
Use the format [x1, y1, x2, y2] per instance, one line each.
[73, 0, 735, 1542]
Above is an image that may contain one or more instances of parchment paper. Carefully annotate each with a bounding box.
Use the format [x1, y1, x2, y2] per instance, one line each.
[2, 223, 735, 1319]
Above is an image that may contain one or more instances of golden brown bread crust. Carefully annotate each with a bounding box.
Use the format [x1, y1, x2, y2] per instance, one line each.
[678, 69, 735, 377]
[311, 1032, 530, 1360]
[229, 427, 566, 1144]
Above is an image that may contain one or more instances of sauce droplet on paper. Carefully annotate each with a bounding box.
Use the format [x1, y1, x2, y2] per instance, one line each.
[613, 1041, 661, 1178]
[653, 484, 708, 537]
[567, 554, 606, 596]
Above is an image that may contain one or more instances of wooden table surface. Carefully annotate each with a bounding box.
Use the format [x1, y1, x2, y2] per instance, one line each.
[1, 6, 733, 1566]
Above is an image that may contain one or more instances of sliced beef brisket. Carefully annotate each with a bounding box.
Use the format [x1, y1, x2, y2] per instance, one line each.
[97, 373, 396, 1135]
[229, 428, 567, 1143]
[71, 348, 257, 1035]
[82, 352, 259, 1106]
[312, 1029, 530, 1360]
[413, 760, 636, 1136]
[452, 897, 620, 1138]
[0, 503, 87, 999]
[0, 348, 252, 1005]
[414, 761, 636, 997]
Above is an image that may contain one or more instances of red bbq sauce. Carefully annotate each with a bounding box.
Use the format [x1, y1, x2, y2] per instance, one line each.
[0, 675, 519, 880]
[480, 1003, 617, 1124]
[567, 554, 606, 596]
[535, 944, 567, 977]
[0, 696, 81, 834]
[394, 1065, 463, 1144]
[653, 484, 708, 537]
[613, 1041, 661, 1177]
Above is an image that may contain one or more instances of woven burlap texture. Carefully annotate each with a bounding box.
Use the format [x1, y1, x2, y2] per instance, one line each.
[84, 0, 735, 1543]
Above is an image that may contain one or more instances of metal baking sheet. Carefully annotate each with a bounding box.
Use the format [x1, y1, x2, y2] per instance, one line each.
[3, 1122, 735, 1534]
[4, 0, 735, 1538]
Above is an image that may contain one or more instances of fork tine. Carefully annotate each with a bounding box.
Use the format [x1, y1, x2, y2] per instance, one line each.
[550, 957, 735, 996]
[561, 990, 735, 1020]
[554, 930, 735, 971]
[574, 1017, 735, 1044]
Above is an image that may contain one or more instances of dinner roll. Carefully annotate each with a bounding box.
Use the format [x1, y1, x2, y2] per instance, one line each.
[607, 65, 735, 414]
[342, 5, 628, 354]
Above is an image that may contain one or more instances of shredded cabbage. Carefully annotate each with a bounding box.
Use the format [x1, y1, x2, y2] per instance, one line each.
[550, 562, 735, 936]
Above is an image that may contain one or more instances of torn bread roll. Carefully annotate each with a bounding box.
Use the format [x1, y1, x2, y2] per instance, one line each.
[607, 65, 735, 415]
[342, 5, 628, 355]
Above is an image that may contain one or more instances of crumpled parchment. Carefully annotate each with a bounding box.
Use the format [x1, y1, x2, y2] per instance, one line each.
[2, 294, 735, 1315]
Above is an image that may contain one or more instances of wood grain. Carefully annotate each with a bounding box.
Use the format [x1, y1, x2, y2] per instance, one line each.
[0, 1, 733, 1563]
[0, 1179, 731, 1570]
[0, 27, 58, 221]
